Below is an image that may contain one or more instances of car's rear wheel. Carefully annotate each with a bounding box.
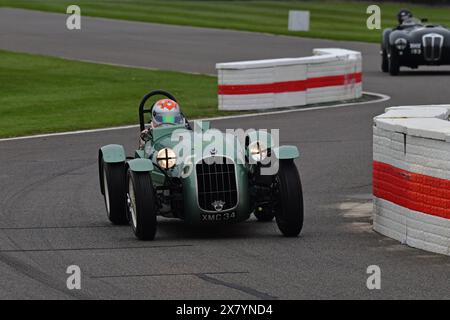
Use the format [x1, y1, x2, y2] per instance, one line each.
[127, 170, 157, 240]
[254, 207, 275, 222]
[273, 160, 304, 237]
[389, 50, 400, 76]
[381, 49, 389, 73]
[101, 161, 128, 225]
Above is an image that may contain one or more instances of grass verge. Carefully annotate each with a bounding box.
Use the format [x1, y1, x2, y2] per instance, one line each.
[0, 50, 222, 138]
[0, 50, 382, 138]
[1, 0, 450, 43]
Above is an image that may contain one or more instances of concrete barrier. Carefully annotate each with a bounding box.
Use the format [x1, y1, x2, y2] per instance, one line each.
[373, 105, 450, 256]
[216, 48, 362, 111]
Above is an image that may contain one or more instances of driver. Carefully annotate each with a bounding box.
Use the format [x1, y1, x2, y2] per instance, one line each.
[139, 99, 186, 148]
[151, 99, 185, 128]
[397, 9, 413, 25]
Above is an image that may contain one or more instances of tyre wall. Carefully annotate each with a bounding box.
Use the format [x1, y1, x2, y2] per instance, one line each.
[216, 48, 362, 111]
[373, 105, 450, 255]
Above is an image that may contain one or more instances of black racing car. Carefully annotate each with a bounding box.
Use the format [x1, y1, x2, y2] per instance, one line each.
[381, 9, 450, 75]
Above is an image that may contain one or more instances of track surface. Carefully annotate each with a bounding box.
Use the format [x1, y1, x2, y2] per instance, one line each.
[0, 8, 450, 299]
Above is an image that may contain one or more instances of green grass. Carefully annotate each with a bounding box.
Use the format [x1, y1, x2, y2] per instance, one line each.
[1, 0, 450, 42]
[0, 50, 223, 138]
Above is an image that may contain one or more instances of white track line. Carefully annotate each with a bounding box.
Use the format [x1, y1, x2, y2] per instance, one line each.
[0, 91, 389, 142]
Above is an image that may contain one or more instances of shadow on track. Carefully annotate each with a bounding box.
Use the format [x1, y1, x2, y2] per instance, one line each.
[397, 70, 450, 76]
[153, 218, 295, 241]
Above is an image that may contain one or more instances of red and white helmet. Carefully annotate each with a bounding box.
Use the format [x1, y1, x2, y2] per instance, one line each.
[151, 99, 185, 128]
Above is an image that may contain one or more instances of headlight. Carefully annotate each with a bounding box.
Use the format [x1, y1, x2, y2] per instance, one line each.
[249, 142, 268, 162]
[395, 38, 408, 51]
[156, 148, 177, 169]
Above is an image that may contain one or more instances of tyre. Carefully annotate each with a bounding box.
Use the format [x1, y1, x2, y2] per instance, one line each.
[101, 161, 128, 225]
[381, 29, 392, 73]
[389, 50, 400, 76]
[381, 49, 389, 73]
[254, 207, 275, 222]
[273, 160, 304, 237]
[127, 170, 157, 240]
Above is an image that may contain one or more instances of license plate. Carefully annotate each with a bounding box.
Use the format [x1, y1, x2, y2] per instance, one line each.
[201, 211, 236, 222]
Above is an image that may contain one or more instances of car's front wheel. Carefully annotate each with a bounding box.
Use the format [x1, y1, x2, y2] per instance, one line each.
[127, 170, 157, 240]
[389, 50, 400, 76]
[381, 49, 389, 73]
[273, 160, 304, 237]
[101, 161, 128, 225]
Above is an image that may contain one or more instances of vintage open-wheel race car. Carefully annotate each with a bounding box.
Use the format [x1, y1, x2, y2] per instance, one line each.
[381, 12, 450, 75]
[98, 90, 304, 240]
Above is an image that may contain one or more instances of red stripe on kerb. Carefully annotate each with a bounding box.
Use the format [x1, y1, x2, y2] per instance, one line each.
[218, 80, 306, 95]
[373, 161, 450, 219]
[218, 72, 362, 95]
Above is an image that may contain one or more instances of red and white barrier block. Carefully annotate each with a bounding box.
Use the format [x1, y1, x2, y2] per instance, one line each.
[373, 105, 450, 255]
[216, 48, 362, 111]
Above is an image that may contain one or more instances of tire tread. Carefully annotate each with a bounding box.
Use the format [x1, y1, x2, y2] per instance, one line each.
[103, 162, 128, 225]
[129, 171, 157, 240]
[275, 160, 304, 237]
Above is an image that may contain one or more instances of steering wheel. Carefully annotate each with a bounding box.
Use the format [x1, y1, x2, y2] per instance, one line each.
[139, 90, 179, 131]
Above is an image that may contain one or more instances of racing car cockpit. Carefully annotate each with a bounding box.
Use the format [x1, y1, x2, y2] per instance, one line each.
[395, 9, 418, 29]
[395, 9, 429, 30]
[138, 90, 191, 148]
[398, 17, 423, 29]
[397, 9, 413, 25]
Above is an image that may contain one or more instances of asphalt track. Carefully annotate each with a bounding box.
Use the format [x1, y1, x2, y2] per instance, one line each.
[1, 8, 450, 300]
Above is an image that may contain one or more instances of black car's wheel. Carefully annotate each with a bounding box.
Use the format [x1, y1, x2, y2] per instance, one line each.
[273, 160, 304, 237]
[381, 49, 389, 73]
[127, 170, 157, 240]
[101, 161, 128, 225]
[381, 29, 391, 73]
[389, 50, 400, 76]
[254, 207, 275, 222]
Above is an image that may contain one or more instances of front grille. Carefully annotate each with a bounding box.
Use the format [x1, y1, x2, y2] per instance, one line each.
[423, 34, 444, 62]
[196, 157, 238, 212]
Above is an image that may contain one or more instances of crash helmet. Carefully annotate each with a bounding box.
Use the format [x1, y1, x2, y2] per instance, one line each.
[397, 9, 413, 24]
[151, 99, 185, 128]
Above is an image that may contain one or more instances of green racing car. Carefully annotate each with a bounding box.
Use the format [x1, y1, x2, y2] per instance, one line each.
[98, 90, 304, 240]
